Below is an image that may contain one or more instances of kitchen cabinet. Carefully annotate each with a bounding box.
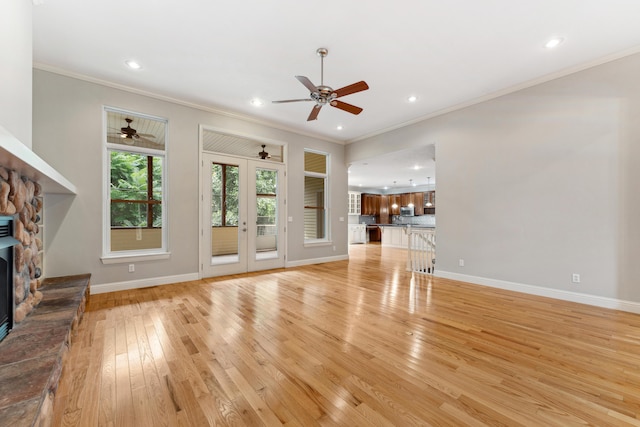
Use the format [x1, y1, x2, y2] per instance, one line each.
[378, 195, 390, 224]
[348, 191, 361, 215]
[412, 192, 425, 215]
[389, 194, 400, 215]
[380, 226, 408, 248]
[401, 193, 411, 207]
[424, 191, 435, 215]
[361, 193, 380, 216]
[349, 224, 366, 244]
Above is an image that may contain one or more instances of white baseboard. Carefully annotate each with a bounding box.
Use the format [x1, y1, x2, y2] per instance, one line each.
[90, 273, 200, 295]
[286, 254, 349, 268]
[434, 270, 640, 315]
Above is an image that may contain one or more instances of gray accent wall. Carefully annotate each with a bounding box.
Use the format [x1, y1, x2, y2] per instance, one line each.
[33, 70, 348, 286]
[347, 52, 640, 303]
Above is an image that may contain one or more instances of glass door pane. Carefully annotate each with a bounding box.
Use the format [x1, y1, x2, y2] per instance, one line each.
[211, 162, 240, 264]
[255, 167, 278, 261]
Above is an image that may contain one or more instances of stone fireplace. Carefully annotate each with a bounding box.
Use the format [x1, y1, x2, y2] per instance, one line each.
[0, 166, 44, 341]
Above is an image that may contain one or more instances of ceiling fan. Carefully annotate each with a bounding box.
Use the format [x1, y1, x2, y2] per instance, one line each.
[273, 48, 369, 121]
[258, 144, 271, 159]
[118, 118, 156, 141]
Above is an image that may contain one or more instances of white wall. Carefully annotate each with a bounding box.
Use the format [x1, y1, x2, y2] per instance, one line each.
[33, 70, 348, 287]
[347, 52, 640, 305]
[0, 0, 32, 147]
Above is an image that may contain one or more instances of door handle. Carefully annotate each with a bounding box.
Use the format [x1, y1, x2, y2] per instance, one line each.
[242, 228, 247, 232]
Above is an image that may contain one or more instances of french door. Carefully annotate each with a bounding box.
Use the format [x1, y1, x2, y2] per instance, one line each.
[201, 153, 286, 277]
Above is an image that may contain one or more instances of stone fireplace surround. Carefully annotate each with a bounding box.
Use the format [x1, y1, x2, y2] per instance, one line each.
[0, 128, 84, 425]
[0, 166, 45, 327]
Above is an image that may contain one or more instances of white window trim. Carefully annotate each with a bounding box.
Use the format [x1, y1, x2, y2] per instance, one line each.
[102, 107, 169, 263]
[304, 149, 330, 243]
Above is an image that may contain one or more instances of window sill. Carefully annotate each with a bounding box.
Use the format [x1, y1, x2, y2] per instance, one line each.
[100, 252, 171, 264]
[303, 240, 333, 248]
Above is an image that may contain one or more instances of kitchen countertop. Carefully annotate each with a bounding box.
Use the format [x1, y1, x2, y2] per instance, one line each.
[375, 224, 435, 228]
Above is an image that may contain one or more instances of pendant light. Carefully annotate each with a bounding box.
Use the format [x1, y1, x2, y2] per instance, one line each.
[425, 177, 433, 207]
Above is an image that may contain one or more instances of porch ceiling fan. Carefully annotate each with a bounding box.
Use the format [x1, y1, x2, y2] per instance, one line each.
[272, 48, 369, 121]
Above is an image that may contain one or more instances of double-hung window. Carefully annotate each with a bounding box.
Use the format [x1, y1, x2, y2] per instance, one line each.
[102, 108, 168, 262]
[304, 150, 329, 243]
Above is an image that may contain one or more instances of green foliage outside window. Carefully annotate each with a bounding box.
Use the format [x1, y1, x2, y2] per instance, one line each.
[211, 163, 239, 226]
[110, 151, 162, 227]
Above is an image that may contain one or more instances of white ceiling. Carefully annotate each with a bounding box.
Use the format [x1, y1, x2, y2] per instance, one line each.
[32, 0, 640, 189]
[349, 145, 436, 191]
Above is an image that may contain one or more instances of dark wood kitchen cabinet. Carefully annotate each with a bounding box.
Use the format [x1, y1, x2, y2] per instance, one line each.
[361, 193, 380, 216]
[424, 191, 436, 214]
[389, 194, 400, 215]
[412, 192, 425, 215]
[379, 195, 389, 224]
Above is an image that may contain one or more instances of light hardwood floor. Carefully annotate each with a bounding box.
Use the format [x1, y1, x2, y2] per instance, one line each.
[53, 244, 640, 426]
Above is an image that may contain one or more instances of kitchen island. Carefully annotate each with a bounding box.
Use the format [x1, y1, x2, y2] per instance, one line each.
[379, 224, 435, 248]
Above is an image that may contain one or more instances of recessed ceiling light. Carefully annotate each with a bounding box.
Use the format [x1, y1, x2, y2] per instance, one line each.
[125, 60, 141, 70]
[250, 98, 264, 107]
[413, 165, 420, 170]
[336, 125, 343, 130]
[407, 95, 417, 103]
[544, 37, 564, 49]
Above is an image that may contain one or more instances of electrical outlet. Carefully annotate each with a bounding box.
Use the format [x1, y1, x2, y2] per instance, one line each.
[128, 264, 135, 273]
[459, 259, 465, 267]
[572, 273, 580, 283]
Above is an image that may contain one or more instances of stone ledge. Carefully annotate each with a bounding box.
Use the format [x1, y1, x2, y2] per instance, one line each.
[0, 274, 90, 427]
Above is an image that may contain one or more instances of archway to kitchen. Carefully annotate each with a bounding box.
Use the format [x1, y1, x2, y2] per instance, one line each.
[347, 144, 436, 249]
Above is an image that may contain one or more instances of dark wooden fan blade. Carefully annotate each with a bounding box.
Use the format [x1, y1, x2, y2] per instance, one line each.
[330, 100, 363, 115]
[296, 76, 318, 93]
[272, 99, 313, 104]
[307, 105, 322, 121]
[333, 81, 369, 98]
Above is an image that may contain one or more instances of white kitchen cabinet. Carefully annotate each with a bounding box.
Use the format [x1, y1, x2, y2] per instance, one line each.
[380, 226, 407, 248]
[348, 192, 361, 215]
[349, 224, 366, 244]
